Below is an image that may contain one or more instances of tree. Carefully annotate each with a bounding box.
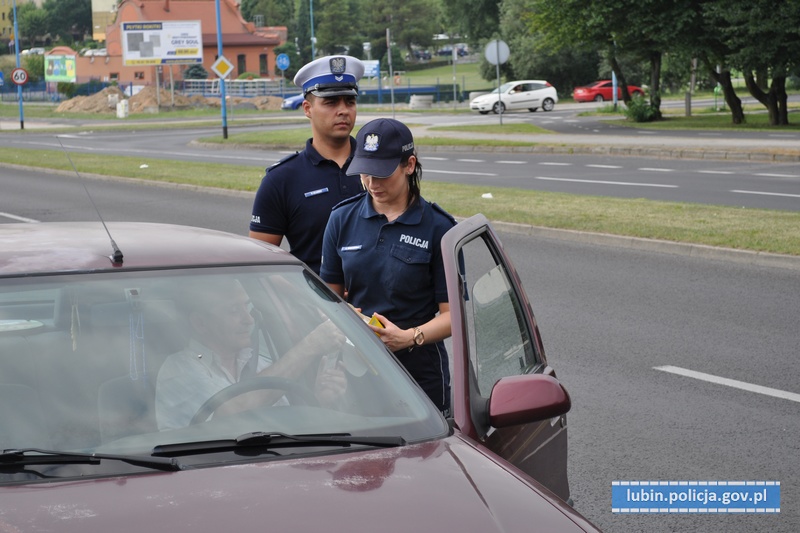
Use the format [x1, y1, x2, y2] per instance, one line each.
[498, 0, 599, 96]
[360, 0, 441, 59]
[240, 0, 294, 27]
[530, 0, 698, 120]
[315, 0, 359, 55]
[18, 6, 49, 47]
[708, 0, 800, 125]
[43, 0, 91, 42]
[441, 0, 500, 44]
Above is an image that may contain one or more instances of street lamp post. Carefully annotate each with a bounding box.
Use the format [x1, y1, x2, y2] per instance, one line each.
[309, 0, 316, 59]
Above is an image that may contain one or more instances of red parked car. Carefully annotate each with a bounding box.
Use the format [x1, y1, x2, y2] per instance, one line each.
[0, 217, 599, 532]
[573, 80, 645, 102]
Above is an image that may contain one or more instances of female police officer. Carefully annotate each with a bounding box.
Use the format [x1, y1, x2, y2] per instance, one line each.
[320, 118, 456, 414]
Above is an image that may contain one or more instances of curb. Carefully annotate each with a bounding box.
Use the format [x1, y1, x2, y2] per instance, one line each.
[420, 143, 800, 162]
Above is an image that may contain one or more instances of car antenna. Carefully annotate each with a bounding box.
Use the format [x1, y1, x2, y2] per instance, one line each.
[56, 136, 124, 265]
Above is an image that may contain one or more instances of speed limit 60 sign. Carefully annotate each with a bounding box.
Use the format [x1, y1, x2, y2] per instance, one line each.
[11, 67, 29, 86]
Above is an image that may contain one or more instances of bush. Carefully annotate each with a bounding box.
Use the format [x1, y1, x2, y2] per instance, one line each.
[58, 82, 77, 99]
[624, 95, 658, 122]
[22, 54, 45, 83]
[183, 64, 208, 80]
[237, 72, 258, 80]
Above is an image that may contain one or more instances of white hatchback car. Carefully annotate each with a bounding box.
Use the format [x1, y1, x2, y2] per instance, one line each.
[470, 80, 558, 114]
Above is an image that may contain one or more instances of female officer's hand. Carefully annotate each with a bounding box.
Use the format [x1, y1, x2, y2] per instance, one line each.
[369, 312, 413, 353]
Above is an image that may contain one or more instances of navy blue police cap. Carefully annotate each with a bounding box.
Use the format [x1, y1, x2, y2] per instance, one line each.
[347, 118, 415, 178]
[293, 55, 365, 97]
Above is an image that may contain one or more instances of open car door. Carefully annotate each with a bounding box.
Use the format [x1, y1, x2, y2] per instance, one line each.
[442, 214, 572, 504]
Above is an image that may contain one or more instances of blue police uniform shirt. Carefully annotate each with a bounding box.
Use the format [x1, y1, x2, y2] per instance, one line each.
[321, 192, 456, 412]
[321, 192, 456, 328]
[250, 137, 362, 274]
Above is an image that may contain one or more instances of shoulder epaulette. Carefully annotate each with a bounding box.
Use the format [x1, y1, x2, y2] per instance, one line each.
[431, 202, 457, 225]
[332, 191, 367, 211]
[266, 151, 300, 173]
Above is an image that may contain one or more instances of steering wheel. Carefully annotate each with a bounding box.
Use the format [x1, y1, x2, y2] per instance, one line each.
[190, 376, 316, 425]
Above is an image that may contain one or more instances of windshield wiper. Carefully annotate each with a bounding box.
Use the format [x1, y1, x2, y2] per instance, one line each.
[0, 448, 182, 472]
[153, 432, 406, 457]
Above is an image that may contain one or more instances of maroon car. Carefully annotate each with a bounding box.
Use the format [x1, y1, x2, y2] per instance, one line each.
[0, 217, 598, 532]
[573, 80, 645, 102]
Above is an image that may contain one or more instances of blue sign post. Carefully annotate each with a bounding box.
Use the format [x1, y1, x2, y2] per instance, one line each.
[276, 53, 290, 98]
[12, 0, 24, 130]
[214, 0, 228, 139]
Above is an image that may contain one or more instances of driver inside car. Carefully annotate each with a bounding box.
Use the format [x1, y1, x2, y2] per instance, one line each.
[155, 278, 348, 430]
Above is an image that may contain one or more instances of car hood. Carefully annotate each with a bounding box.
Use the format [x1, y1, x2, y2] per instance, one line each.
[472, 93, 501, 103]
[0, 437, 595, 532]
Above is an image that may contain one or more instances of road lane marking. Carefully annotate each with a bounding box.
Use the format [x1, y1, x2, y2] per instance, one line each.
[755, 173, 799, 178]
[0, 212, 39, 223]
[654, 365, 800, 403]
[425, 157, 449, 161]
[496, 160, 527, 165]
[427, 169, 497, 176]
[535, 177, 677, 188]
[697, 170, 735, 174]
[638, 167, 675, 172]
[586, 164, 623, 169]
[539, 162, 571, 166]
[731, 190, 800, 198]
[457, 159, 485, 163]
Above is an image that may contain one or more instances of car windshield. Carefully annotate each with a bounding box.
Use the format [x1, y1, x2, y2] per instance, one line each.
[0, 265, 446, 481]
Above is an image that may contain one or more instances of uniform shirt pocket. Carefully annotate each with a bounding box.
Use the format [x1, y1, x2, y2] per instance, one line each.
[387, 244, 432, 292]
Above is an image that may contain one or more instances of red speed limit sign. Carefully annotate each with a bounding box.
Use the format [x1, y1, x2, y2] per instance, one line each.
[11, 67, 29, 86]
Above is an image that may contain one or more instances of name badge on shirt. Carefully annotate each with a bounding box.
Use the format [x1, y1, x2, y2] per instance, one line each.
[341, 245, 362, 252]
[304, 187, 329, 197]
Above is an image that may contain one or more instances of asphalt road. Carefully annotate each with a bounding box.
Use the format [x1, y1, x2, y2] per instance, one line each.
[1, 167, 798, 532]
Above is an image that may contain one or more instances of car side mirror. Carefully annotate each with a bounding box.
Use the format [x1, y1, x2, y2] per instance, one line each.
[488, 374, 571, 428]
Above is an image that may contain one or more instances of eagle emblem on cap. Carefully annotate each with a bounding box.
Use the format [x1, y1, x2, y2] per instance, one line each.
[363, 133, 380, 152]
[329, 57, 346, 81]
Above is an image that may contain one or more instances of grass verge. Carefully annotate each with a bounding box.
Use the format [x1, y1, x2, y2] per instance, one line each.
[2, 146, 798, 256]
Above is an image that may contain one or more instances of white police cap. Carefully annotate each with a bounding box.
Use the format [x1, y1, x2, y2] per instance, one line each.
[293, 55, 365, 97]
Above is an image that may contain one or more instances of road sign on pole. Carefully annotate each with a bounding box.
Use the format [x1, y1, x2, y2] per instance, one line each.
[210, 56, 234, 79]
[11, 67, 28, 86]
[484, 40, 509, 126]
[276, 53, 290, 71]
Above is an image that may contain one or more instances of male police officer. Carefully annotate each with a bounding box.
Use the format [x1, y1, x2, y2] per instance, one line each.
[249, 55, 365, 274]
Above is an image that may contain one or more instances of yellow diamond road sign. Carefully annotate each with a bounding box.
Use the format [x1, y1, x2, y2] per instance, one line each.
[211, 56, 234, 79]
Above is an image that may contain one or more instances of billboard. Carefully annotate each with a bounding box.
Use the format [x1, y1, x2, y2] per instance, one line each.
[121, 20, 203, 66]
[45, 55, 77, 83]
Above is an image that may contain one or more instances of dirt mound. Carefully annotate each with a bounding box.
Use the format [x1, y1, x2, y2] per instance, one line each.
[54, 86, 284, 114]
[55, 86, 126, 114]
[128, 85, 194, 113]
[201, 95, 284, 110]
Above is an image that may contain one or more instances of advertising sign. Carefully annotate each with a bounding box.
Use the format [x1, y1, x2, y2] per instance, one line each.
[121, 20, 203, 66]
[44, 55, 77, 83]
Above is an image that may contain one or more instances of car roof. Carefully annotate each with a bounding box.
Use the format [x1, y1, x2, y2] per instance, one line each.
[0, 222, 294, 276]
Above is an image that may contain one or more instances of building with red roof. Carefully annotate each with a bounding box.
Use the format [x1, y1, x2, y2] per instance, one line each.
[76, 0, 286, 86]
